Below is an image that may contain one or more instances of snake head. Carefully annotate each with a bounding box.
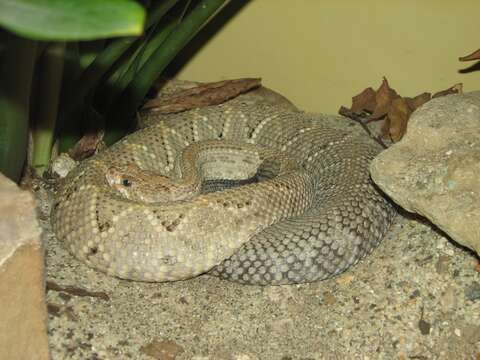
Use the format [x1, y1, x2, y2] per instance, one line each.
[105, 163, 198, 203]
[105, 164, 142, 201]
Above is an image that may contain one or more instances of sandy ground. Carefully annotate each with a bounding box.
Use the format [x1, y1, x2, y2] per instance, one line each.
[38, 118, 480, 360]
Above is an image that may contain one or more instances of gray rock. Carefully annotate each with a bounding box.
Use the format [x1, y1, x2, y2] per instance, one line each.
[49, 152, 77, 178]
[370, 92, 480, 255]
[465, 282, 480, 302]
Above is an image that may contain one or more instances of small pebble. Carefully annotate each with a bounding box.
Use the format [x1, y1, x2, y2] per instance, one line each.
[410, 289, 421, 299]
[323, 291, 337, 305]
[440, 286, 457, 312]
[50, 153, 77, 178]
[465, 282, 480, 301]
[140, 339, 184, 360]
[444, 248, 455, 256]
[418, 319, 431, 335]
[336, 274, 354, 285]
[234, 354, 256, 360]
[435, 255, 450, 274]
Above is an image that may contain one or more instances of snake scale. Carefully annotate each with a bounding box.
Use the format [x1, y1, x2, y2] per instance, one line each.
[51, 103, 395, 285]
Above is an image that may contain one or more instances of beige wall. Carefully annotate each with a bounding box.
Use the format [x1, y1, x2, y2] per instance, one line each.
[176, 0, 480, 113]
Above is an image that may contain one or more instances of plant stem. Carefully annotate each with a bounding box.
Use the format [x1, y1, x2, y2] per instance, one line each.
[145, 0, 183, 28]
[31, 42, 66, 175]
[78, 40, 106, 69]
[101, 17, 179, 114]
[0, 34, 37, 181]
[0, 29, 8, 63]
[57, 37, 135, 152]
[107, 0, 227, 144]
[58, 0, 181, 152]
[59, 0, 180, 120]
[110, 0, 192, 105]
[60, 37, 134, 120]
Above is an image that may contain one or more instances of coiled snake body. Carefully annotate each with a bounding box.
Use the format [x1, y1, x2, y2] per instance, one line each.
[51, 103, 395, 285]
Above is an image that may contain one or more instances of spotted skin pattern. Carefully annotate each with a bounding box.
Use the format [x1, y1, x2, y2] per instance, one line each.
[51, 103, 395, 285]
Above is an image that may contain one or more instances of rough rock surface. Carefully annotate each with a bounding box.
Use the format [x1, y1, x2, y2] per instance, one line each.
[370, 92, 480, 255]
[49, 153, 77, 178]
[0, 173, 50, 360]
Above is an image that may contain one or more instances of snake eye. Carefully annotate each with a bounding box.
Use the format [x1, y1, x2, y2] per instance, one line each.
[122, 179, 132, 187]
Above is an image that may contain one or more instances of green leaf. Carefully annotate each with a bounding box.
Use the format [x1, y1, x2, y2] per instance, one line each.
[31, 42, 65, 176]
[0, 0, 146, 41]
[105, 0, 227, 145]
[0, 35, 37, 181]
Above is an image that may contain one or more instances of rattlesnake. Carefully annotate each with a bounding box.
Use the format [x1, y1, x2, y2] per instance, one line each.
[51, 103, 395, 285]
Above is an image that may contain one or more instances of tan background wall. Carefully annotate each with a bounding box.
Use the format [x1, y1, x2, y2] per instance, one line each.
[175, 0, 480, 113]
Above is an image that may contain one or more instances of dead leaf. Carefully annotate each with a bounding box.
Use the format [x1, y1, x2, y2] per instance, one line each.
[336, 274, 355, 285]
[140, 339, 184, 360]
[338, 105, 388, 148]
[342, 78, 460, 145]
[350, 87, 376, 113]
[380, 116, 391, 139]
[47, 303, 61, 317]
[143, 78, 261, 113]
[68, 131, 104, 161]
[432, 83, 463, 98]
[405, 92, 431, 112]
[370, 77, 400, 120]
[46, 281, 110, 301]
[459, 48, 480, 61]
[387, 97, 412, 142]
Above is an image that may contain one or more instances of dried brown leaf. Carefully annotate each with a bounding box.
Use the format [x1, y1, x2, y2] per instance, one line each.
[405, 92, 431, 112]
[46, 281, 110, 301]
[140, 339, 184, 360]
[344, 78, 460, 143]
[338, 105, 387, 148]
[432, 83, 463, 98]
[370, 77, 399, 120]
[350, 87, 376, 113]
[143, 78, 262, 113]
[68, 131, 104, 161]
[387, 97, 412, 142]
[380, 116, 391, 139]
[47, 303, 61, 317]
[459, 48, 480, 61]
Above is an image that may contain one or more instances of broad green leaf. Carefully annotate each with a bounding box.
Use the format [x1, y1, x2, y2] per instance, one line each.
[0, 0, 145, 40]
